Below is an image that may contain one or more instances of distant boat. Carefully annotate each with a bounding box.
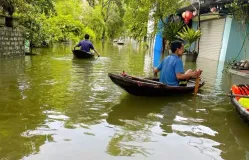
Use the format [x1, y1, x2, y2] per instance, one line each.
[116, 40, 124, 45]
[72, 50, 94, 59]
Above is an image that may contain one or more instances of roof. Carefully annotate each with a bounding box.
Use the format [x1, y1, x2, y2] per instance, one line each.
[176, 0, 234, 14]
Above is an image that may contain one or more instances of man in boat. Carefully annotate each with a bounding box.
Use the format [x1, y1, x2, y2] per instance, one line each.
[75, 34, 100, 57]
[153, 40, 202, 86]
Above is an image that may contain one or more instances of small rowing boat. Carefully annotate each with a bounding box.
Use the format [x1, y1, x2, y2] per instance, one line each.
[108, 73, 205, 96]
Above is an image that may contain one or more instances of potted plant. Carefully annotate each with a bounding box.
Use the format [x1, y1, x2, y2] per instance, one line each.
[178, 26, 201, 62]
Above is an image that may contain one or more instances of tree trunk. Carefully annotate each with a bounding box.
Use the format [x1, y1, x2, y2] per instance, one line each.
[30, 40, 33, 54]
[160, 37, 168, 61]
[197, 1, 201, 53]
[102, 28, 106, 41]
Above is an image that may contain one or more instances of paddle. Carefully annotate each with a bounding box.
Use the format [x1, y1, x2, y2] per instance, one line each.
[125, 74, 164, 85]
[121, 71, 165, 85]
[193, 69, 202, 95]
[227, 94, 249, 98]
[93, 49, 100, 57]
[194, 76, 200, 95]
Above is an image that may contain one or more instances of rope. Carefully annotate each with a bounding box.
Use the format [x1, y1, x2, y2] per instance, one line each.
[233, 26, 249, 61]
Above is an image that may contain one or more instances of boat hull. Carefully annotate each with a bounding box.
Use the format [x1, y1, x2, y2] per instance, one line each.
[230, 92, 249, 124]
[73, 50, 94, 59]
[108, 73, 205, 96]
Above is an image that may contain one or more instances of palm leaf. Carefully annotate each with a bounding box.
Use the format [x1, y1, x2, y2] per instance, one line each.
[163, 21, 184, 43]
[178, 26, 201, 50]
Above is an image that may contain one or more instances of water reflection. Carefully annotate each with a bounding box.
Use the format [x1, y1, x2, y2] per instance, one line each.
[0, 57, 47, 160]
[105, 94, 223, 159]
[1, 43, 249, 160]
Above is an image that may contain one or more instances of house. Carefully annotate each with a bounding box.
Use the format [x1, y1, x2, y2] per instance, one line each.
[177, 0, 249, 62]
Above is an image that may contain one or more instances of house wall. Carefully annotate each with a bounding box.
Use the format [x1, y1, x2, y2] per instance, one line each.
[223, 17, 249, 62]
[193, 16, 249, 62]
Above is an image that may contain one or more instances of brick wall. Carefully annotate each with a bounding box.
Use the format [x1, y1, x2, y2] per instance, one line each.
[0, 27, 25, 58]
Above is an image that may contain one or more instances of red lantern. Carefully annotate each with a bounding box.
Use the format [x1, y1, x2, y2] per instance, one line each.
[185, 11, 193, 20]
[210, 7, 217, 13]
[182, 12, 186, 19]
[184, 19, 189, 24]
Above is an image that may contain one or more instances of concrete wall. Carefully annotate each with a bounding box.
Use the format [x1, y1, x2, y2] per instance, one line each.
[219, 17, 232, 62]
[193, 17, 249, 62]
[0, 27, 25, 58]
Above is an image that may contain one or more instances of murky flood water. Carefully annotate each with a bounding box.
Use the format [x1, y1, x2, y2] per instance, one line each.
[0, 41, 249, 160]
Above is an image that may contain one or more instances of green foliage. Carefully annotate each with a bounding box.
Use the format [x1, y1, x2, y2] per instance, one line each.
[163, 22, 184, 44]
[226, 0, 249, 25]
[0, 0, 55, 16]
[123, 0, 185, 41]
[84, 5, 105, 40]
[178, 26, 201, 53]
[123, 3, 150, 41]
[0, 0, 15, 15]
[152, 0, 184, 25]
[1, 0, 188, 47]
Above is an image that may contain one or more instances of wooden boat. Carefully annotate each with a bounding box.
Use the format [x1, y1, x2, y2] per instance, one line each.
[108, 73, 205, 96]
[72, 50, 94, 59]
[116, 41, 124, 45]
[229, 89, 249, 123]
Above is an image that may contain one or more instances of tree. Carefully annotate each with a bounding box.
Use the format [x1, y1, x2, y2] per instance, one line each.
[100, 0, 125, 40]
[0, 0, 55, 15]
[123, 0, 186, 41]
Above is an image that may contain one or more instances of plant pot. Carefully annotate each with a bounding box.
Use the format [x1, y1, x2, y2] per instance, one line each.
[5, 16, 19, 28]
[184, 53, 198, 62]
[0, 14, 5, 27]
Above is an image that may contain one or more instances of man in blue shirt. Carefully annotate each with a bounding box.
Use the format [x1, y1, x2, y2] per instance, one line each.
[154, 40, 202, 86]
[75, 34, 100, 57]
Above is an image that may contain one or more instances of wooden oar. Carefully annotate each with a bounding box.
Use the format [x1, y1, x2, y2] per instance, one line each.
[133, 80, 160, 86]
[194, 76, 200, 94]
[124, 75, 165, 85]
[227, 94, 249, 98]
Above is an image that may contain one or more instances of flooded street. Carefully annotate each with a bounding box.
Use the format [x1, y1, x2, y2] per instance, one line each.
[0, 41, 249, 160]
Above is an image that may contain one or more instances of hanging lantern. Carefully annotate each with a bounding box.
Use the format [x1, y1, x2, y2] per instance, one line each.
[182, 12, 186, 19]
[193, 10, 197, 16]
[184, 19, 189, 24]
[185, 11, 193, 20]
[210, 7, 217, 13]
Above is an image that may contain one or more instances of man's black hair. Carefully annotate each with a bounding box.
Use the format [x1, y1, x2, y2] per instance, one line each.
[85, 34, 90, 39]
[171, 40, 183, 53]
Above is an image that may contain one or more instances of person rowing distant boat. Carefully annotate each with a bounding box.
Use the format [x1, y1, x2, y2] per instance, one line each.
[74, 34, 100, 57]
[153, 40, 202, 86]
